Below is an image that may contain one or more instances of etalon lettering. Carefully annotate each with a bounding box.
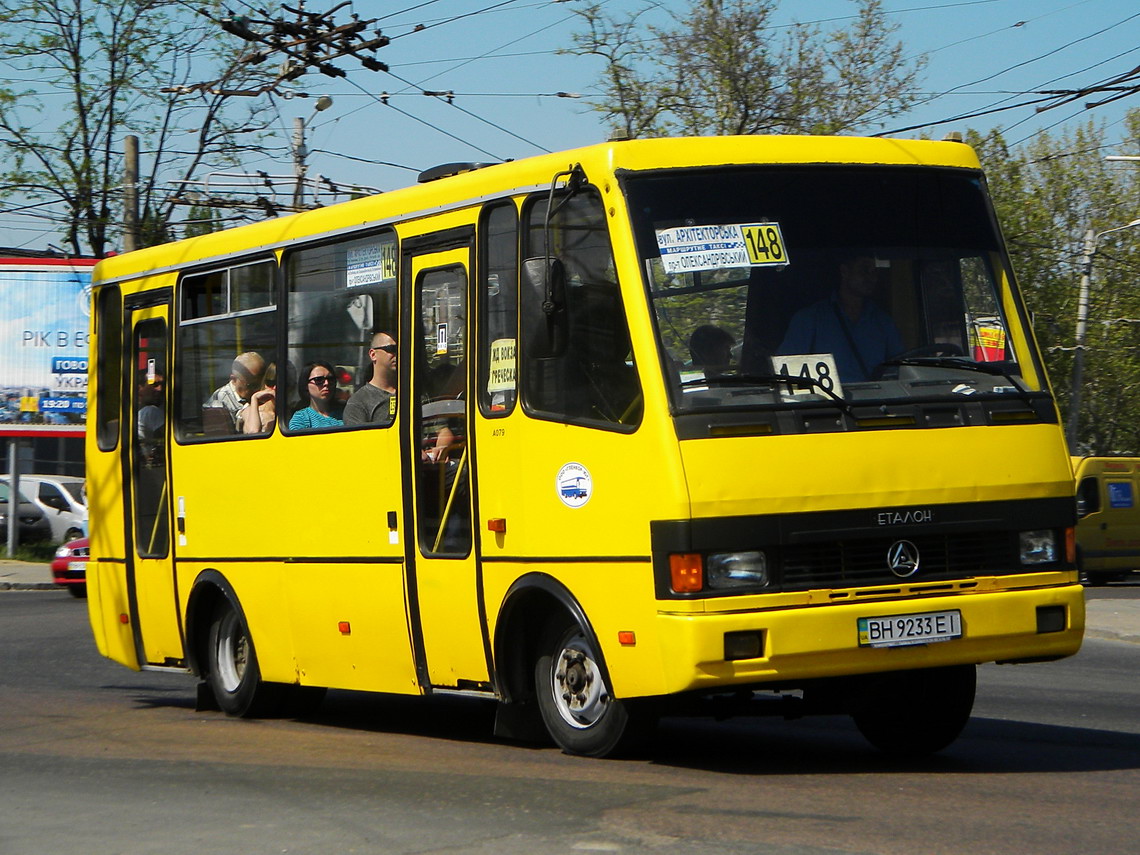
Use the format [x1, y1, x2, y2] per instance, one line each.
[876, 508, 933, 525]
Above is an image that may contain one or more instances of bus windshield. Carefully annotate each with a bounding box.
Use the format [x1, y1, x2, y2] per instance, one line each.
[624, 165, 1042, 418]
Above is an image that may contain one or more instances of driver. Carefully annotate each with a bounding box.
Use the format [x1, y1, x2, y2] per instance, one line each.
[777, 256, 903, 382]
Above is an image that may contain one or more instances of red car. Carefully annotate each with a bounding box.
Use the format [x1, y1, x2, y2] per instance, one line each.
[51, 536, 88, 598]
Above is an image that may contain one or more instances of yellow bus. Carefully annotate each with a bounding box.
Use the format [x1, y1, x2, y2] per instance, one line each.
[86, 135, 1083, 757]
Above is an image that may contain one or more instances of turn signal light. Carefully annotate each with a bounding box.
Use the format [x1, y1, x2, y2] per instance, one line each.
[338, 621, 351, 635]
[670, 553, 703, 593]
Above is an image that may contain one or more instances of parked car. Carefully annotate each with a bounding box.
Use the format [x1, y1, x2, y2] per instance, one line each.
[0, 474, 86, 543]
[0, 481, 52, 544]
[51, 536, 89, 598]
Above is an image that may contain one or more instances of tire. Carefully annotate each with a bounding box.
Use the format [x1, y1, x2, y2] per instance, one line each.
[533, 619, 654, 757]
[67, 583, 87, 599]
[205, 597, 283, 717]
[850, 664, 976, 756]
[63, 527, 84, 543]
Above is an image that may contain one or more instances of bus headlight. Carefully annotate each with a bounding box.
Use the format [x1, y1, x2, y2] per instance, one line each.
[1019, 530, 1057, 565]
[707, 551, 769, 589]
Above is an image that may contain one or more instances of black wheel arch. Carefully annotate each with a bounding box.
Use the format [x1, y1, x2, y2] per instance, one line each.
[492, 572, 612, 706]
[185, 569, 245, 678]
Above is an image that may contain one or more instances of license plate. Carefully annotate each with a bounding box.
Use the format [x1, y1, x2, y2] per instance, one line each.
[857, 610, 962, 648]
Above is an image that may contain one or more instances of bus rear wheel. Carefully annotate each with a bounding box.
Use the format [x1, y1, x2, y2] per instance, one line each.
[533, 619, 652, 757]
[205, 598, 282, 717]
[850, 664, 976, 756]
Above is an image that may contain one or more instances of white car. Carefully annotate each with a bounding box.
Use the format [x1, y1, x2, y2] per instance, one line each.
[0, 474, 87, 544]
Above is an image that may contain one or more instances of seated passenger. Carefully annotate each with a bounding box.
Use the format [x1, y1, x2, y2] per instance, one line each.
[344, 332, 397, 427]
[205, 351, 265, 430]
[240, 362, 277, 435]
[689, 324, 734, 378]
[777, 256, 903, 382]
[288, 360, 344, 431]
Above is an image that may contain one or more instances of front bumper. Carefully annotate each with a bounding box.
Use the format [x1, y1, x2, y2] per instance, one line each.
[653, 583, 1084, 695]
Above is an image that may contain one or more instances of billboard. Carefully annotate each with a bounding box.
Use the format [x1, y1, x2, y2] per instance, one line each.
[0, 258, 97, 437]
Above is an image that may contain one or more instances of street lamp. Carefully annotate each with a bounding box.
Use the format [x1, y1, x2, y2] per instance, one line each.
[1066, 217, 1140, 451]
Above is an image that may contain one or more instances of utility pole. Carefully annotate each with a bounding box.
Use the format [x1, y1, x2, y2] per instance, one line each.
[292, 95, 332, 211]
[124, 134, 140, 252]
[1066, 228, 1096, 452]
[1066, 218, 1140, 452]
[292, 117, 307, 210]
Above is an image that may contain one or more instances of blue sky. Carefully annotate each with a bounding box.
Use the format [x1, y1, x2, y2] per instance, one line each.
[2, 0, 1139, 251]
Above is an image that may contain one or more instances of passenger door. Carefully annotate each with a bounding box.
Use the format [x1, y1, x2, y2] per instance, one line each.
[123, 297, 183, 666]
[402, 232, 491, 690]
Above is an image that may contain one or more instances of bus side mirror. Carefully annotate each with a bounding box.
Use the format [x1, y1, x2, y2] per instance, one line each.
[521, 256, 568, 359]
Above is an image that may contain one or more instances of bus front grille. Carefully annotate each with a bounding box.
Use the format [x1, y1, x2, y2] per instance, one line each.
[778, 531, 1015, 590]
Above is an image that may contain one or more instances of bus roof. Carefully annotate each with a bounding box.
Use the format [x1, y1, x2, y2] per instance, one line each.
[93, 134, 982, 286]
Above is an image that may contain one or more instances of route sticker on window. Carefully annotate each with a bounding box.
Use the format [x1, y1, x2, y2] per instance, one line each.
[557, 462, 592, 509]
[655, 222, 789, 274]
[487, 338, 517, 394]
[347, 243, 390, 287]
[770, 353, 844, 399]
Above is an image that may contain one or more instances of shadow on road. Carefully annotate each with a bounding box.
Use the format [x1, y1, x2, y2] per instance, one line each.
[122, 683, 1140, 775]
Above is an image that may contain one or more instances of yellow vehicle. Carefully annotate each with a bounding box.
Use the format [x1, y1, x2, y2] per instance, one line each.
[1073, 456, 1140, 585]
[86, 135, 1083, 758]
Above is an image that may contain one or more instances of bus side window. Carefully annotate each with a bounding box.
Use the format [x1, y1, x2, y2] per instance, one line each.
[95, 285, 123, 451]
[479, 202, 519, 416]
[283, 231, 398, 433]
[520, 189, 642, 430]
[176, 261, 277, 441]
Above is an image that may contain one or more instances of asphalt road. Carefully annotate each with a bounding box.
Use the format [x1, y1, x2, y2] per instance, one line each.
[1, 588, 1138, 855]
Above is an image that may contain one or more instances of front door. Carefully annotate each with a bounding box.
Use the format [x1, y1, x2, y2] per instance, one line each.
[404, 241, 490, 690]
[124, 300, 183, 666]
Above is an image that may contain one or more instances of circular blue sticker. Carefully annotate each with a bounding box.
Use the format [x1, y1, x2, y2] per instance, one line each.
[556, 462, 592, 508]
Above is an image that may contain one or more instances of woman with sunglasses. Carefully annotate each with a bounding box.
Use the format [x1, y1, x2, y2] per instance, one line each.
[289, 360, 344, 431]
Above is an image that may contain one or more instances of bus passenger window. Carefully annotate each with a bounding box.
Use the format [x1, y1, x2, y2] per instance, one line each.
[521, 189, 642, 430]
[284, 230, 398, 434]
[479, 203, 519, 416]
[95, 285, 123, 451]
[176, 261, 277, 441]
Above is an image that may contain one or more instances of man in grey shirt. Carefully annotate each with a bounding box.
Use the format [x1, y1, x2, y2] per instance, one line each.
[344, 332, 397, 426]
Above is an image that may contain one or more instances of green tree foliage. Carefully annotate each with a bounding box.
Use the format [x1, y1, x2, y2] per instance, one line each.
[566, 0, 926, 138]
[972, 111, 1140, 454]
[183, 205, 226, 238]
[0, 0, 278, 256]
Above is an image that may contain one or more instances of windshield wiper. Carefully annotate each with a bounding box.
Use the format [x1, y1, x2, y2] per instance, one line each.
[680, 372, 853, 415]
[879, 356, 1034, 403]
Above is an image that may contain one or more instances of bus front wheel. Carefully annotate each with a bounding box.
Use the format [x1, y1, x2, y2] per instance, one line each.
[205, 598, 282, 717]
[850, 664, 976, 756]
[534, 619, 652, 757]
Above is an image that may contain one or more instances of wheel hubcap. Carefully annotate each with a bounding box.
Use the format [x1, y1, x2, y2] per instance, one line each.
[215, 610, 249, 693]
[552, 637, 609, 729]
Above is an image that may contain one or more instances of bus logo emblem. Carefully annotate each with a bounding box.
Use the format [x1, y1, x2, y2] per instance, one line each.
[556, 462, 592, 508]
[887, 540, 920, 578]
